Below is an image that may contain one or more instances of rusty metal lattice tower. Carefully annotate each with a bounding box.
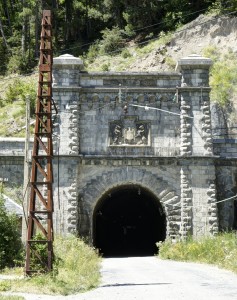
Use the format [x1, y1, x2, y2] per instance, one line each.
[25, 10, 54, 275]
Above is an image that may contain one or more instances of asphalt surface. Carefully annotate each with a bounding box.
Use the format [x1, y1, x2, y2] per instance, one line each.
[2, 257, 237, 300]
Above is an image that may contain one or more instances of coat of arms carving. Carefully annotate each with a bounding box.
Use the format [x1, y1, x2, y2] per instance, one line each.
[109, 117, 150, 147]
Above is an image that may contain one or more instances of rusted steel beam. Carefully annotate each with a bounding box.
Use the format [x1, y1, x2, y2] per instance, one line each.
[25, 10, 54, 275]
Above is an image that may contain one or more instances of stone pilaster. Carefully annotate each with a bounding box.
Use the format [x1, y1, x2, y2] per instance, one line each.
[201, 99, 213, 156]
[207, 182, 219, 235]
[180, 164, 193, 238]
[53, 53, 83, 87]
[176, 54, 213, 156]
[53, 54, 83, 156]
[180, 94, 192, 156]
[52, 54, 83, 234]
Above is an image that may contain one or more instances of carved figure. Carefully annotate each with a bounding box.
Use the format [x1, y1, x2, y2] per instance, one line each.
[113, 124, 122, 145]
[136, 124, 147, 145]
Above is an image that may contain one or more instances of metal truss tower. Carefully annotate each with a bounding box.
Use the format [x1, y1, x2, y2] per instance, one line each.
[25, 10, 54, 275]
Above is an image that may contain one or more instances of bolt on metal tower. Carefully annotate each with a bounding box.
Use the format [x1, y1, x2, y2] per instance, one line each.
[25, 10, 54, 275]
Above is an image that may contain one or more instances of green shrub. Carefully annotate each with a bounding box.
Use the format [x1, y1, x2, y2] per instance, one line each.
[121, 49, 132, 59]
[4, 78, 36, 114]
[0, 195, 24, 270]
[0, 281, 11, 292]
[202, 47, 237, 107]
[86, 42, 100, 63]
[202, 45, 221, 63]
[7, 49, 33, 74]
[101, 63, 110, 71]
[165, 56, 176, 69]
[99, 27, 125, 55]
[5, 236, 101, 295]
[51, 236, 101, 294]
[27, 233, 49, 274]
[210, 55, 237, 107]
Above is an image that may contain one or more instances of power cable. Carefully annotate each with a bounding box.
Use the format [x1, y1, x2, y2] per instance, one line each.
[166, 193, 237, 209]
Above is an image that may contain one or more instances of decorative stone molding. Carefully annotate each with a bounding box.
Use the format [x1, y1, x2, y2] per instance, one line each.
[53, 54, 84, 87]
[77, 167, 181, 240]
[207, 183, 219, 235]
[67, 181, 79, 234]
[201, 100, 213, 155]
[180, 165, 193, 238]
[180, 95, 192, 156]
[176, 54, 212, 87]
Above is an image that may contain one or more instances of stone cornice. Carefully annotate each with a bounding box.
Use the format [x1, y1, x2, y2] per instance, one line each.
[52, 86, 82, 91]
[52, 86, 211, 93]
[80, 71, 181, 78]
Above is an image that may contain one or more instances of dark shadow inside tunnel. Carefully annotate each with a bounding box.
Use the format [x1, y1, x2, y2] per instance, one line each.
[93, 185, 166, 257]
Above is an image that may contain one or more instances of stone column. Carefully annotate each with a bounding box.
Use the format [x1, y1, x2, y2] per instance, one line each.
[176, 54, 218, 238]
[176, 54, 213, 156]
[52, 54, 84, 235]
[180, 163, 193, 238]
[53, 54, 83, 155]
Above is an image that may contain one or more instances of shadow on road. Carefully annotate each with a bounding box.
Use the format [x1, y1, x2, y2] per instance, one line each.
[101, 282, 171, 288]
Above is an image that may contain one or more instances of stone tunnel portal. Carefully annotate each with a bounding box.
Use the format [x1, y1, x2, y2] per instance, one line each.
[93, 185, 166, 257]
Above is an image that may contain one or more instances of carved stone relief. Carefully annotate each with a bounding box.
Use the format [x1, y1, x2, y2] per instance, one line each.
[109, 116, 150, 146]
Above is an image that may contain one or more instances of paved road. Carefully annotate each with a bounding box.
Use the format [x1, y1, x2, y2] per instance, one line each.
[3, 257, 237, 299]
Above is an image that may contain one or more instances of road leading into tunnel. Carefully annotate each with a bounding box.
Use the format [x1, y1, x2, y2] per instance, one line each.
[4, 257, 237, 300]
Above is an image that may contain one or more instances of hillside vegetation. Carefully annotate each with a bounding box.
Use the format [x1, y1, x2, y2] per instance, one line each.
[1, 2, 237, 136]
[1, 1, 236, 75]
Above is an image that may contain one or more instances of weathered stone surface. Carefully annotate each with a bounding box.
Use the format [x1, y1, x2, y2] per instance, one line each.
[2, 54, 237, 245]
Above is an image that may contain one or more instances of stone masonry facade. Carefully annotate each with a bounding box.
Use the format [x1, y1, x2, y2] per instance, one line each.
[1, 54, 237, 243]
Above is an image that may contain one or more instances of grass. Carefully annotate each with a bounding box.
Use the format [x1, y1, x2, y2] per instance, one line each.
[0, 236, 101, 296]
[158, 232, 237, 273]
[0, 296, 25, 300]
[0, 75, 37, 137]
[0, 102, 25, 137]
[85, 51, 136, 72]
[84, 30, 173, 72]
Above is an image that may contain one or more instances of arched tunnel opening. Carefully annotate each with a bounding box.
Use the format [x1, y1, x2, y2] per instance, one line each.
[93, 185, 166, 257]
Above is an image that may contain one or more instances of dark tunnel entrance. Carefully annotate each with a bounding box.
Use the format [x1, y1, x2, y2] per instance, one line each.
[93, 185, 166, 257]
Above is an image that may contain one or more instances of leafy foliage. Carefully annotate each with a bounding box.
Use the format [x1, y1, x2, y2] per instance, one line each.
[99, 27, 125, 55]
[0, 195, 24, 270]
[0, 78, 37, 114]
[27, 233, 49, 274]
[0, 1, 236, 75]
[203, 46, 237, 107]
[2, 236, 101, 295]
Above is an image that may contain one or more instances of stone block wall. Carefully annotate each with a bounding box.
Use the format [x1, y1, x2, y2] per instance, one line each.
[3, 53, 237, 242]
[50, 53, 221, 240]
[0, 156, 24, 187]
[213, 139, 237, 158]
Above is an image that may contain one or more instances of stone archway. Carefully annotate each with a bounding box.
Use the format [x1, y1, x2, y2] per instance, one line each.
[77, 167, 181, 247]
[93, 184, 166, 256]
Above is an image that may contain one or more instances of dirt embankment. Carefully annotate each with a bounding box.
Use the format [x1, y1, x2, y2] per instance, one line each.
[129, 14, 237, 72]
